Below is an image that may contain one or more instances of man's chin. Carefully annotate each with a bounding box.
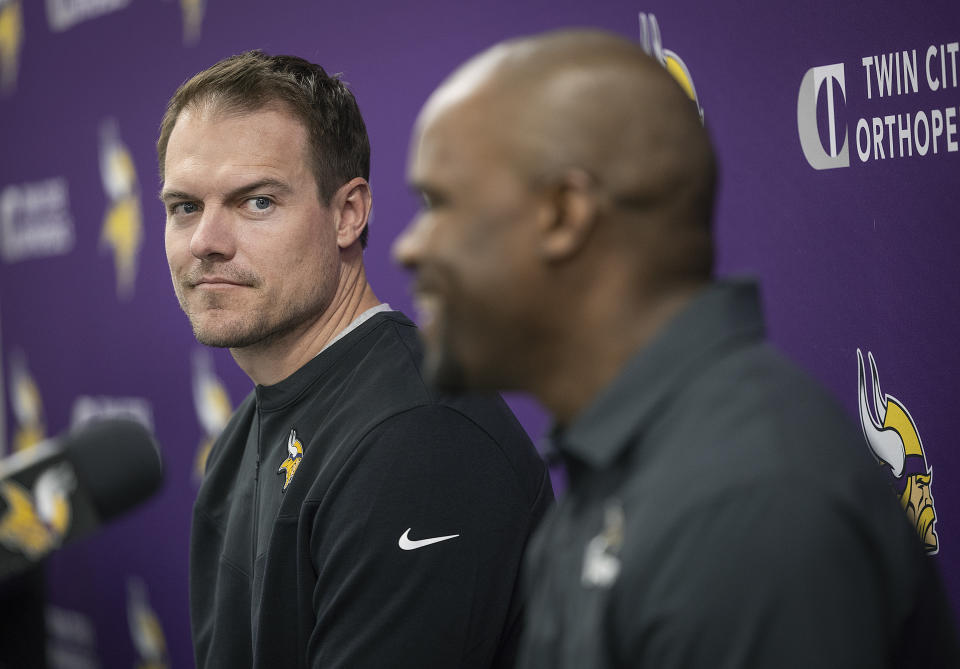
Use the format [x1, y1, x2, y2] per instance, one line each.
[191, 321, 260, 349]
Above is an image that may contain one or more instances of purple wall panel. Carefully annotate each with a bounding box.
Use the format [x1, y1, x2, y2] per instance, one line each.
[1, 1, 957, 665]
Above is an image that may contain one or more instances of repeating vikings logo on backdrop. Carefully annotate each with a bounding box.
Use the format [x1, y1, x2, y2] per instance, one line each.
[857, 349, 939, 554]
[99, 119, 143, 300]
[0, 0, 23, 94]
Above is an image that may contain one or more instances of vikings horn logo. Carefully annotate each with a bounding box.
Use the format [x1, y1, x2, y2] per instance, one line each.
[99, 118, 143, 300]
[180, 0, 206, 45]
[0, 0, 23, 94]
[9, 351, 45, 453]
[278, 429, 303, 493]
[857, 349, 938, 554]
[0, 464, 75, 559]
[191, 350, 232, 482]
[638, 12, 704, 122]
[127, 577, 170, 669]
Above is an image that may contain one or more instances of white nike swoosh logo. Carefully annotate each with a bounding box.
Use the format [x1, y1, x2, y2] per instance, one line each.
[398, 527, 460, 550]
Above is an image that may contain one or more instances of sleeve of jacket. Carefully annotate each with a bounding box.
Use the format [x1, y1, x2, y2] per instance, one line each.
[304, 403, 553, 669]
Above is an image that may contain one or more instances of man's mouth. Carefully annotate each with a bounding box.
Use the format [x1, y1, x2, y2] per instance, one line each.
[193, 276, 248, 288]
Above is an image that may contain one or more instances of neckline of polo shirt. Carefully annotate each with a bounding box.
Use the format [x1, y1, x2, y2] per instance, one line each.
[557, 278, 766, 470]
[253, 311, 412, 412]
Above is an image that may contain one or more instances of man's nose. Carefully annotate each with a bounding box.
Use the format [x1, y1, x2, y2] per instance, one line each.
[392, 214, 429, 269]
[190, 206, 236, 260]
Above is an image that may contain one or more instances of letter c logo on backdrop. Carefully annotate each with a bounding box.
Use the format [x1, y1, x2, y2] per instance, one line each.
[797, 63, 850, 169]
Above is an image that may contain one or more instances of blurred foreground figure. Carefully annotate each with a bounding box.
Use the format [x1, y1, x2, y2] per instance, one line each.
[158, 51, 552, 668]
[394, 29, 959, 668]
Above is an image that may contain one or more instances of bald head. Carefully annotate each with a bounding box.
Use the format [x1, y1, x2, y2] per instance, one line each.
[418, 29, 717, 280]
[395, 29, 718, 408]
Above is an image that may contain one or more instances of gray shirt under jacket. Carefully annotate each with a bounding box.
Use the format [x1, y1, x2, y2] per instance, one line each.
[518, 279, 959, 669]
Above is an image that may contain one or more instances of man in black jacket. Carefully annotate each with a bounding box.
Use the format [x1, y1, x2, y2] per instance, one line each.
[158, 50, 553, 668]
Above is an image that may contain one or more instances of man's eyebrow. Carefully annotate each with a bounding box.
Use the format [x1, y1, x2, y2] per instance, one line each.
[159, 179, 293, 204]
[159, 188, 192, 203]
[224, 179, 293, 202]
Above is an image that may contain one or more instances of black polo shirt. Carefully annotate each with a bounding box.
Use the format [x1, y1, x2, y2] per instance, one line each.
[518, 280, 958, 668]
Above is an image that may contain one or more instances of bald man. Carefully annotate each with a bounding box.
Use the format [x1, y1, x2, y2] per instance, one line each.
[394, 30, 959, 668]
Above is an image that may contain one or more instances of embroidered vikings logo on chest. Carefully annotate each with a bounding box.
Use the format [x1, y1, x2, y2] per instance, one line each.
[277, 429, 303, 493]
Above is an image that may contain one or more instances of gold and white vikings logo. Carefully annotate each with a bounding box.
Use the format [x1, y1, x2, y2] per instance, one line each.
[180, 0, 206, 44]
[8, 351, 45, 453]
[857, 349, 939, 554]
[0, 463, 75, 558]
[278, 429, 303, 493]
[582, 500, 625, 588]
[191, 350, 233, 481]
[127, 577, 169, 669]
[0, 0, 23, 94]
[638, 12, 704, 121]
[99, 118, 143, 300]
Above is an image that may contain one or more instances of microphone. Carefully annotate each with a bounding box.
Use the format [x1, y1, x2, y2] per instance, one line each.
[0, 419, 163, 580]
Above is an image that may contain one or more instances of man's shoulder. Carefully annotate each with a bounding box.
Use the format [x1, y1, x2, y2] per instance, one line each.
[301, 400, 553, 537]
[659, 341, 863, 473]
[331, 309, 430, 406]
[616, 339, 911, 553]
[317, 311, 536, 446]
[375, 398, 543, 474]
[296, 312, 550, 501]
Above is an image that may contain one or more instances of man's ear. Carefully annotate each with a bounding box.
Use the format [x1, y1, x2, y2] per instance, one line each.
[333, 177, 372, 249]
[537, 168, 600, 262]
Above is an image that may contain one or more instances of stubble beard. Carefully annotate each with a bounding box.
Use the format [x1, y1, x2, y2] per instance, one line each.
[176, 281, 332, 351]
[191, 308, 301, 349]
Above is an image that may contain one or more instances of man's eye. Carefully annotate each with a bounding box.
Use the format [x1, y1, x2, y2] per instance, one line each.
[245, 196, 273, 212]
[421, 193, 444, 211]
[171, 202, 200, 215]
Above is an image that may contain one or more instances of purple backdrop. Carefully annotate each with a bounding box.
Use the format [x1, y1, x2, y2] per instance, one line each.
[1, 1, 957, 666]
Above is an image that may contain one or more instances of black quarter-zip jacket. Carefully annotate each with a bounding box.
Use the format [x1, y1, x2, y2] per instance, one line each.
[190, 311, 554, 668]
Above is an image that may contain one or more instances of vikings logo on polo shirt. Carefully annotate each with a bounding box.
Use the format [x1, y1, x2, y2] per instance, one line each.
[278, 429, 303, 493]
[582, 500, 625, 588]
[857, 349, 939, 554]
